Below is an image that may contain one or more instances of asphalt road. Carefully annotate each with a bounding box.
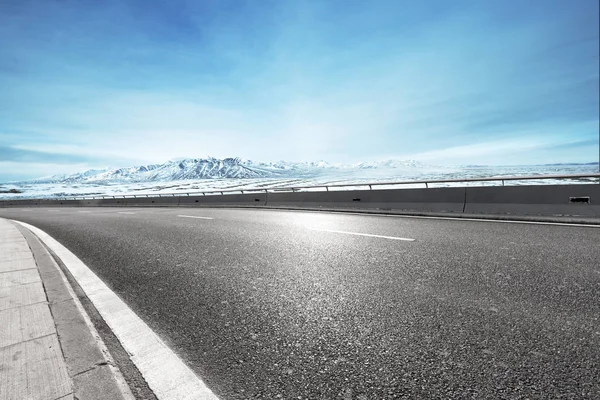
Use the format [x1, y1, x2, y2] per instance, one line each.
[1, 207, 599, 399]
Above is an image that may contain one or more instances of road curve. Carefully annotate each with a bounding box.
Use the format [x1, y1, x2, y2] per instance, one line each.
[1, 207, 599, 399]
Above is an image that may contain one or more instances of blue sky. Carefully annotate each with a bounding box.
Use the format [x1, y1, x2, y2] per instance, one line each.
[1, 0, 598, 181]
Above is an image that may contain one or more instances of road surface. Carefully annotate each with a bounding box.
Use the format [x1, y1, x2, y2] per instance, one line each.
[1, 207, 598, 399]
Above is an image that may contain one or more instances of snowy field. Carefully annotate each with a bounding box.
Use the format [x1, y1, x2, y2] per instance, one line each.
[1, 164, 598, 200]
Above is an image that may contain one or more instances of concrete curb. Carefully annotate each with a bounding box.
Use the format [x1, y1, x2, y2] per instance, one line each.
[13, 220, 218, 400]
[14, 221, 136, 400]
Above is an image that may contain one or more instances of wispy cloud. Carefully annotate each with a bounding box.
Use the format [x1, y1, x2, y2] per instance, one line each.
[404, 124, 599, 165]
[0, 144, 136, 167]
[0, 145, 95, 164]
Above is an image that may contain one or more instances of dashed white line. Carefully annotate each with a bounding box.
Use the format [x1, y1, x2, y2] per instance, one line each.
[177, 215, 214, 220]
[13, 220, 219, 400]
[308, 228, 415, 241]
[78, 211, 92, 213]
[118, 212, 136, 215]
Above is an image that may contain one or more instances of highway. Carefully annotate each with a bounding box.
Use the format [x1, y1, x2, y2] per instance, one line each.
[1, 207, 599, 399]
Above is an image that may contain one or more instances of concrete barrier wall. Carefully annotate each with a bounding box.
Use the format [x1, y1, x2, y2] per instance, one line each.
[1, 184, 598, 217]
[266, 188, 466, 213]
[179, 193, 267, 207]
[464, 184, 600, 216]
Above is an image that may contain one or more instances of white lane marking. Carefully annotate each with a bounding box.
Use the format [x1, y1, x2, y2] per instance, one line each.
[308, 228, 415, 241]
[78, 211, 92, 213]
[118, 212, 136, 215]
[177, 215, 214, 220]
[372, 213, 600, 228]
[13, 220, 219, 400]
[277, 209, 600, 228]
[48, 210, 60, 212]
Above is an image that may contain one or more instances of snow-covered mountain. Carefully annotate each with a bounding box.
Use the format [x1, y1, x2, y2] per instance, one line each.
[24, 157, 428, 184]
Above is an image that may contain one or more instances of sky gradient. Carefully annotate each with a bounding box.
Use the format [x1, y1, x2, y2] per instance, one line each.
[1, 0, 599, 181]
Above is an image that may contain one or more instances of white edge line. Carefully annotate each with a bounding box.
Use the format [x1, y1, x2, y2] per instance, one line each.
[177, 215, 214, 220]
[118, 212, 136, 214]
[276, 209, 600, 228]
[376, 213, 600, 227]
[308, 227, 415, 241]
[12, 220, 219, 400]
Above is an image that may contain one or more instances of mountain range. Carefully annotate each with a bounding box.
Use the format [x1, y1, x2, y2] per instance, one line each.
[27, 157, 428, 184]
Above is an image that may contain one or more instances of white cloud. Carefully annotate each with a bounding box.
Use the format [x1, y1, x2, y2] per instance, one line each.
[404, 133, 598, 165]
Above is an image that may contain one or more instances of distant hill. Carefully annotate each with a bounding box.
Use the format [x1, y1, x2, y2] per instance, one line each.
[24, 157, 427, 184]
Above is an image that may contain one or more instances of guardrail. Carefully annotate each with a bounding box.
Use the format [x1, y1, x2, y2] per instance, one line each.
[11, 172, 600, 201]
